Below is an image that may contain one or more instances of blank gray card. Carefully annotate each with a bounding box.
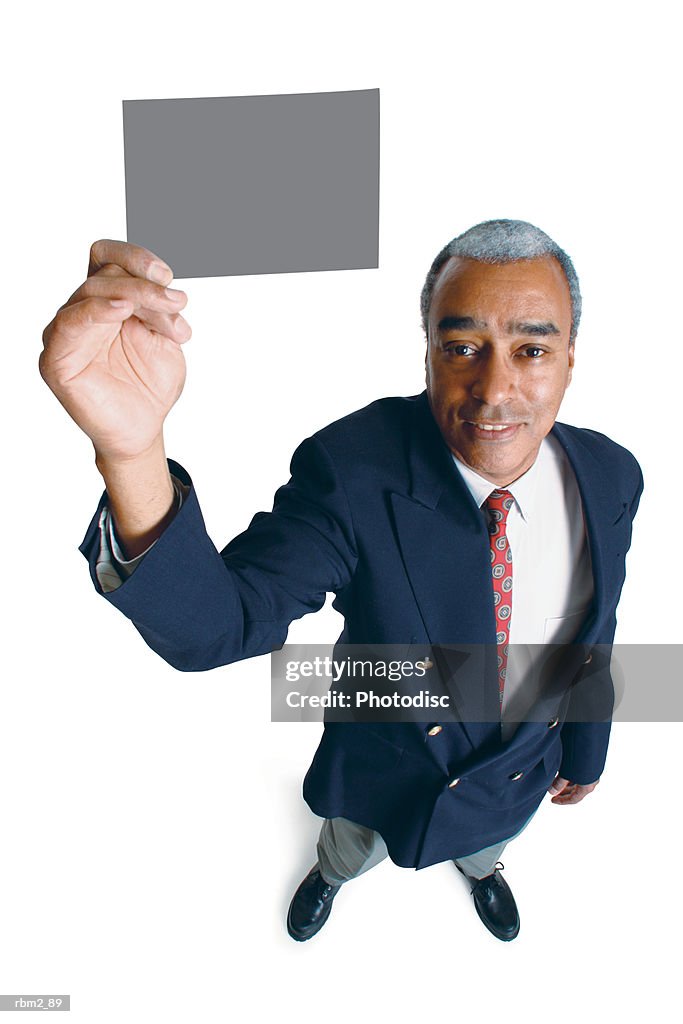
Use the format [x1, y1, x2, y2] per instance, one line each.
[123, 89, 379, 278]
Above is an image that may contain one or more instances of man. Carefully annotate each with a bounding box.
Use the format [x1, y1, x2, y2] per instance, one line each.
[40, 220, 643, 943]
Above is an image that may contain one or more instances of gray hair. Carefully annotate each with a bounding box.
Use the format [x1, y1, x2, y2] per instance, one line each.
[420, 219, 582, 344]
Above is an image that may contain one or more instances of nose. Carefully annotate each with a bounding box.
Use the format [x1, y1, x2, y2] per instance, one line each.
[470, 350, 514, 407]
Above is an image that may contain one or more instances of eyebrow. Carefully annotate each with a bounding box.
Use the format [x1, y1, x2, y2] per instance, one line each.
[508, 320, 560, 336]
[436, 316, 488, 332]
[436, 315, 560, 337]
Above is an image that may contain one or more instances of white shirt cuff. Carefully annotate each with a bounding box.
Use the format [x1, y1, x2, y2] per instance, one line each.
[95, 477, 187, 594]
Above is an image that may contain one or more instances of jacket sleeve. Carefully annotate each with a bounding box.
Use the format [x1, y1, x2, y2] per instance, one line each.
[79, 436, 358, 671]
[557, 649, 613, 785]
[558, 462, 644, 784]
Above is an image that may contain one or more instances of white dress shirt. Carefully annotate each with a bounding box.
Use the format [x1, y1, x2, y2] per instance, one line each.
[451, 433, 594, 734]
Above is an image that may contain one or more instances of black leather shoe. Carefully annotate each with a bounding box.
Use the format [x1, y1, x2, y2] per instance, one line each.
[287, 866, 341, 942]
[455, 861, 520, 941]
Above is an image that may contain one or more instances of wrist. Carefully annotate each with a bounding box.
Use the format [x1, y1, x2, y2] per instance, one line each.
[95, 434, 168, 479]
[95, 436, 177, 560]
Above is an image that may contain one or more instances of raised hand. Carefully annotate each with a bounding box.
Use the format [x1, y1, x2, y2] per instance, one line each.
[40, 240, 193, 557]
[40, 239, 191, 463]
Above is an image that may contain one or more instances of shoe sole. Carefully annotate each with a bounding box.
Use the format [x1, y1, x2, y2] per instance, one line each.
[472, 900, 520, 941]
[286, 898, 335, 942]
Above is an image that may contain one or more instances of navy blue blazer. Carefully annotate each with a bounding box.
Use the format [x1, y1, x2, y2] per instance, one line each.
[80, 392, 643, 869]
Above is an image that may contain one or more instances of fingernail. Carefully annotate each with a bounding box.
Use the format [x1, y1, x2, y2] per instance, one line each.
[150, 262, 173, 284]
[165, 287, 185, 303]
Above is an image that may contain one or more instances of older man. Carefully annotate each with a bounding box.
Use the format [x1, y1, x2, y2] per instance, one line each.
[40, 220, 643, 942]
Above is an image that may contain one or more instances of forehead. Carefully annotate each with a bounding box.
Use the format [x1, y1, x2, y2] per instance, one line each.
[429, 255, 572, 332]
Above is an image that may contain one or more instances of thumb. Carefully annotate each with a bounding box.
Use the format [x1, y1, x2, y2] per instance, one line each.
[548, 775, 569, 796]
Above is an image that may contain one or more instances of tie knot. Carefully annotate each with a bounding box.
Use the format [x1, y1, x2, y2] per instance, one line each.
[485, 489, 514, 533]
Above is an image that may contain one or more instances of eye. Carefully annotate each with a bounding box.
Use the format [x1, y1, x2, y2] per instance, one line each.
[445, 343, 476, 356]
[521, 346, 545, 358]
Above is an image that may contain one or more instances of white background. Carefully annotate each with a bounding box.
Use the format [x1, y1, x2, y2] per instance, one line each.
[3, 1, 681, 1021]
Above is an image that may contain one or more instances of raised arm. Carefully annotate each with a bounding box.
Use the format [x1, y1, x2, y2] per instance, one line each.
[42, 242, 358, 671]
[40, 240, 191, 557]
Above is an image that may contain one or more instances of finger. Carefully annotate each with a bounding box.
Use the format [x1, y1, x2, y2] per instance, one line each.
[41, 298, 190, 394]
[60, 274, 190, 340]
[90, 264, 188, 336]
[551, 783, 594, 804]
[40, 297, 136, 385]
[127, 309, 192, 342]
[44, 295, 190, 358]
[568, 784, 596, 804]
[43, 296, 133, 350]
[552, 787, 582, 805]
[74, 272, 187, 312]
[58, 263, 134, 312]
[88, 239, 174, 286]
[548, 775, 569, 796]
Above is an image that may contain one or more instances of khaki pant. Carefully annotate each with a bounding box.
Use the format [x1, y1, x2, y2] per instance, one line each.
[316, 812, 537, 885]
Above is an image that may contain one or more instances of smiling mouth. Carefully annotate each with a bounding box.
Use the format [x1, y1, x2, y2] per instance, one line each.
[464, 421, 523, 439]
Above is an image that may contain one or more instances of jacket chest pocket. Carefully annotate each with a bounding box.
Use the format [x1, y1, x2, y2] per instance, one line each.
[543, 608, 590, 643]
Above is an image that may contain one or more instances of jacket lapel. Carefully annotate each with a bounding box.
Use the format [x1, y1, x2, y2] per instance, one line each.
[389, 394, 501, 747]
[550, 422, 629, 644]
[389, 393, 497, 649]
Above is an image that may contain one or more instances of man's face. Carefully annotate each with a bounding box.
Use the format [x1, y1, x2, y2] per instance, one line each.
[425, 255, 575, 486]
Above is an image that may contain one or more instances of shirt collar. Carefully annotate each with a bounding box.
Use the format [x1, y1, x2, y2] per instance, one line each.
[450, 439, 550, 523]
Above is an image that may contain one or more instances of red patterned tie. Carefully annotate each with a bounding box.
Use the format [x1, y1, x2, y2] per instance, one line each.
[485, 489, 514, 704]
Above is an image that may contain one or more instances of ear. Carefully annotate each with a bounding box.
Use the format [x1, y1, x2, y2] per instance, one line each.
[566, 342, 575, 387]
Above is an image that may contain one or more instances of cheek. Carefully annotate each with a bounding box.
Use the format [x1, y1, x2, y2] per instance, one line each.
[526, 375, 569, 423]
[426, 359, 446, 397]
[427, 358, 460, 391]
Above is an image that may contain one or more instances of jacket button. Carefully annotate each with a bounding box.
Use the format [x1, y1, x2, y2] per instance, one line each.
[584, 652, 593, 664]
[448, 777, 460, 788]
[427, 724, 443, 737]
[509, 770, 524, 781]
[547, 717, 559, 729]
[417, 657, 434, 670]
